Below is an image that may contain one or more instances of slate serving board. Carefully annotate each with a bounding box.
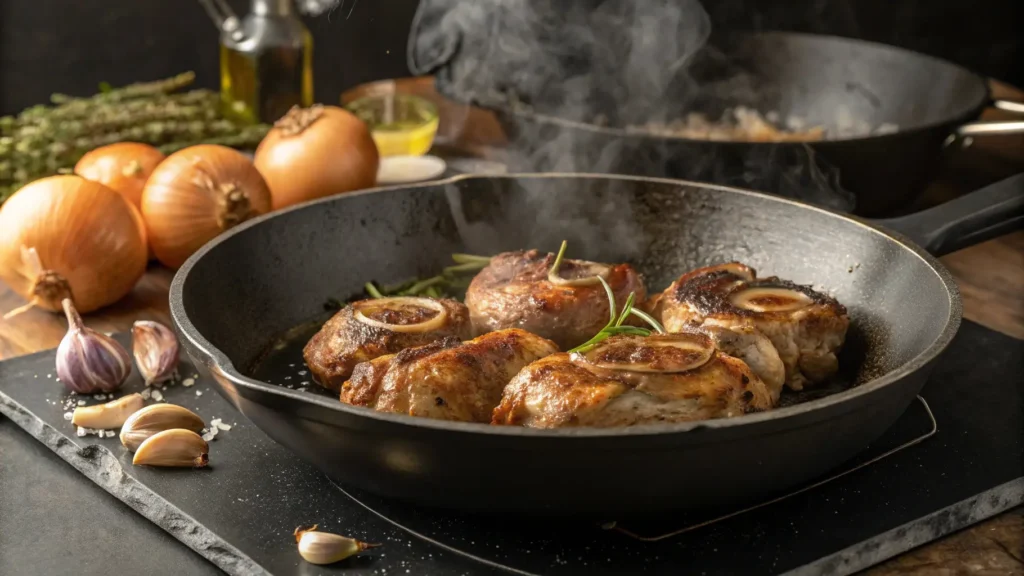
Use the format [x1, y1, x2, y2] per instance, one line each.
[0, 320, 1021, 575]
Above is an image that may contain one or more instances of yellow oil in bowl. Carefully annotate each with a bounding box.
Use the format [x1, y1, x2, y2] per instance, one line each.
[345, 94, 439, 157]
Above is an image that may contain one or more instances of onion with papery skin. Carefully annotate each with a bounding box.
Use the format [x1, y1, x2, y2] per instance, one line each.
[74, 142, 166, 210]
[0, 175, 148, 316]
[254, 105, 379, 210]
[142, 144, 271, 269]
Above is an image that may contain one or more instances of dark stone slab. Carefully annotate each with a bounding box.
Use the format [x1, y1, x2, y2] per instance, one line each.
[0, 320, 1021, 575]
[0, 339, 490, 576]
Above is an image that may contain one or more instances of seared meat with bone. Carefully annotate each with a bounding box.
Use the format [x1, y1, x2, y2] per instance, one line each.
[342, 329, 558, 423]
[304, 297, 471, 391]
[491, 331, 775, 428]
[465, 249, 646, 350]
[650, 262, 849, 391]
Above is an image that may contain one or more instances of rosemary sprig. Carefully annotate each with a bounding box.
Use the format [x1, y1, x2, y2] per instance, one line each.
[363, 252, 492, 300]
[568, 277, 666, 354]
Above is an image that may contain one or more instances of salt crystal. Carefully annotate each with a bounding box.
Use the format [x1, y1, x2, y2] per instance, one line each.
[151, 390, 164, 402]
[63, 412, 73, 421]
[182, 378, 196, 387]
[284, 376, 292, 380]
[46, 374, 52, 378]
[76, 427, 87, 437]
[161, 385, 167, 391]
[202, 429, 218, 442]
[211, 418, 222, 427]
[196, 390, 203, 396]
[77, 400, 86, 406]
[104, 430, 116, 438]
[140, 389, 152, 400]
[298, 370, 308, 375]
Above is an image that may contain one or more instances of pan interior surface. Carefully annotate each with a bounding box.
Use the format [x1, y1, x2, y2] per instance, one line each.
[502, 32, 989, 138]
[178, 174, 956, 424]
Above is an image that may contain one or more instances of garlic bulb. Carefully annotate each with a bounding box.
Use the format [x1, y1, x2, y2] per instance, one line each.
[132, 320, 179, 386]
[294, 525, 380, 565]
[56, 299, 131, 394]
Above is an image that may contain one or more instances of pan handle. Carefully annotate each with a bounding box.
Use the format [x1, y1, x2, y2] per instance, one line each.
[950, 99, 1024, 140]
[873, 173, 1024, 256]
[993, 100, 1024, 114]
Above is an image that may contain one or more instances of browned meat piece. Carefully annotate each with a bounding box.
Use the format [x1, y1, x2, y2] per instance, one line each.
[465, 249, 646, 350]
[650, 262, 849, 391]
[492, 331, 775, 428]
[304, 296, 471, 391]
[342, 329, 559, 423]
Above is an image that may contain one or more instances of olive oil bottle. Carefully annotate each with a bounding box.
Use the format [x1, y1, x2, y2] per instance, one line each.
[209, 0, 313, 124]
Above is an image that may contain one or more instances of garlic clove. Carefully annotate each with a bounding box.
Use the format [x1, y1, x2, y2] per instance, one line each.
[56, 298, 131, 394]
[71, 393, 145, 429]
[131, 320, 180, 386]
[132, 428, 209, 468]
[120, 404, 205, 452]
[294, 525, 380, 565]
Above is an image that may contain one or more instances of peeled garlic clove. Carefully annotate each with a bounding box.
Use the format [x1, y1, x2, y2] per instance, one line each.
[294, 525, 380, 565]
[56, 298, 131, 394]
[132, 428, 209, 468]
[132, 320, 179, 386]
[71, 393, 145, 429]
[120, 403, 205, 452]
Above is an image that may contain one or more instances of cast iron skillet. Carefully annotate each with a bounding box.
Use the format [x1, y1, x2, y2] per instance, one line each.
[169, 172, 1023, 515]
[472, 32, 1024, 216]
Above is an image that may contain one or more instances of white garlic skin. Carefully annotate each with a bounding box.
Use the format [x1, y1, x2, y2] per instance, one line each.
[132, 320, 179, 386]
[294, 526, 379, 565]
[56, 299, 131, 394]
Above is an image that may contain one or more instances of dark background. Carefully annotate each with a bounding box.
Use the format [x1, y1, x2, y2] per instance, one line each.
[1, 0, 1021, 115]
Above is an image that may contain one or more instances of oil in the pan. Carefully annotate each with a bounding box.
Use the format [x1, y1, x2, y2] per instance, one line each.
[248, 316, 335, 399]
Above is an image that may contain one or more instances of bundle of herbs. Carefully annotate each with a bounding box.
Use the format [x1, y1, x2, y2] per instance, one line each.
[0, 72, 269, 204]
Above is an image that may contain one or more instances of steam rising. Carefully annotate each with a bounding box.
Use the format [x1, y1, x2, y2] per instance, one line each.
[410, 0, 854, 211]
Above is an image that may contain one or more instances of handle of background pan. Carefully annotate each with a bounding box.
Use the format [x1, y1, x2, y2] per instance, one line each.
[953, 99, 1024, 139]
[874, 173, 1024, 257]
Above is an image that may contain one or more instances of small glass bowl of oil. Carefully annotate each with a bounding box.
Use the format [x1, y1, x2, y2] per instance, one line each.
[345, 94, 439, 157]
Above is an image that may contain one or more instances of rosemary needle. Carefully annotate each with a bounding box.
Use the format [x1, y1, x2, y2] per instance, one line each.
[549, 240, 569, 278]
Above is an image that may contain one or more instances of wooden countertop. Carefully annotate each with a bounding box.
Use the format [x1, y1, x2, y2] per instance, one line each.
[2, 78, 1023, 574]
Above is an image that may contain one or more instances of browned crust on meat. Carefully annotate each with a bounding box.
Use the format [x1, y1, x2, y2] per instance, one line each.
[491, 334, 774, 428]
[465, 250, 646, 350]
[342, 329, 559, 423]
[669, 263, 846, 320]
[303, 298, 471, 392]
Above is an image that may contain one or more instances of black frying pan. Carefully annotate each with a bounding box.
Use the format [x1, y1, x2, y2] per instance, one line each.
[479, 32, 1024, 216]
[169, 172, 1023, 515]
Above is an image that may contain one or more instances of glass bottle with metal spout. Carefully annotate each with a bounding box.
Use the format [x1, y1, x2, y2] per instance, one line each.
[200, 0, 314, 124]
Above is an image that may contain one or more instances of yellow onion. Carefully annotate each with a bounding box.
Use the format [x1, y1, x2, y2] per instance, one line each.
[254, 105, 379, 210]
[74, 142, 166, 210]
[141, 144, 272, 269]
[0, 175, 148, 316]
